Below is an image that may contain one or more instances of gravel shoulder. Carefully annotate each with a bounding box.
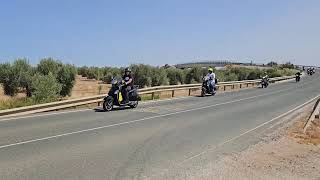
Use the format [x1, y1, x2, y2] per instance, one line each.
[190, 102, 320, 180]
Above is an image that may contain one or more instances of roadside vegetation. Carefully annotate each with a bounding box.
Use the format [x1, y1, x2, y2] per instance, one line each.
[77, 63, 297, 87]
[0, 58, 77, 110]
[0, 59, 296, 110]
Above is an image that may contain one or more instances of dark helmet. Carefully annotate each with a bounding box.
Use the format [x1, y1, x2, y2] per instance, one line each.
[125, 67, 131, 73]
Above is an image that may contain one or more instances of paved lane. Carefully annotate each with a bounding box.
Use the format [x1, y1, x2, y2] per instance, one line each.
[0, 73, 319, 179]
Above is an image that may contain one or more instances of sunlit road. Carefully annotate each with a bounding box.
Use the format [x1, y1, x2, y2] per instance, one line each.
[0, 73, 319, 180]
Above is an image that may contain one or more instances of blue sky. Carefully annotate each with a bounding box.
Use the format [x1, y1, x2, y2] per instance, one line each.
[0, 0, 319, 67]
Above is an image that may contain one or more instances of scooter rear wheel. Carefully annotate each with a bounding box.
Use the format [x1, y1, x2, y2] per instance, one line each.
[130, 101, 138, 108]
[103, 99, 113, 111]
[201, 88, 206, 97]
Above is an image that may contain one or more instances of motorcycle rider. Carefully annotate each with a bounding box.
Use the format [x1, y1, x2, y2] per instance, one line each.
[295, 71, 302, 81]
[121, 68, 133, 104]
[262, 72, 269, 80]
[261, 72, 269, 87]
[295, 71, 302, 77]
[205, 67, 216, 93]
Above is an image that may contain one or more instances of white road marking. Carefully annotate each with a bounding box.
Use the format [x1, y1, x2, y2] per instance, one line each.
[178, 95, 320, 164]
[144, 94, 320, 180]
[0, 109, 91, 122]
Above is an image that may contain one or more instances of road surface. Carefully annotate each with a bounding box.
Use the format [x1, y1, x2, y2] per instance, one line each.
[0, 73, 319, 179]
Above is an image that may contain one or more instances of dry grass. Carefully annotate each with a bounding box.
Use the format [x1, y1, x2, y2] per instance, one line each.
[69, 76, 110, 99]
[0, 86, 26, 101]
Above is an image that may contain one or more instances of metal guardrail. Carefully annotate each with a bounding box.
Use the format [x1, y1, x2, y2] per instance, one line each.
[303, 98, 320, 133]
[0, 75, 295, 117]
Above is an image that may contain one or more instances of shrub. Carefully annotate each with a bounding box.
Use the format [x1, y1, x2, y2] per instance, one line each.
[87, 67, 102, 80]
[32, 73, 62, 103]
[130, 64, 153, 87]
[185, 67, 208, 84]
[225, 73, 238, 81]
[102, 72, 114, 83]
[280, 62, 295, 69]
[215, 70, 226, 82]
[0, 63, 19, 96]
[247, 71, 260, 80]
[37, 58, 62, 76]
[166, 67, 185, 85]
[151, 67, 169, 86]
[78, 66, 89, 77]
[57, 64, 77, 97]
[12, 59, 34, 97]
[267, 68, 281, 78]
[0, 59, 33, 96]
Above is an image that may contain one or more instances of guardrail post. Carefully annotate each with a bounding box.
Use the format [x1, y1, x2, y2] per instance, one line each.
[246, 83, 249, 87]
[232, 84, 235, 89]
[172, 90, 175, 97]
[224, 85, 226, 91]
[188, 89, 191, 96]
[151, 92, 155, 100]
[240, 84, 242, 89]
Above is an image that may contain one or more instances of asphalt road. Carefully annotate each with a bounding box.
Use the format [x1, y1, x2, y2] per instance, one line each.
[0, 73, 319, 180]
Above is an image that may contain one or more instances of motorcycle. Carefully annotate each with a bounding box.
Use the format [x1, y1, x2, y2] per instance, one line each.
[295, 74, 301, 82]
[307, 69, 311, 75]
[103, 78, 141, 111]
[261, 77, 269, 88]
[201, 76, 216, 97]
[307, 69, 314, 76]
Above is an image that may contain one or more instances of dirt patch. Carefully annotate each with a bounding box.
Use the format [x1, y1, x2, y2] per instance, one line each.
[0, 86, 26, 101]
[289, 119, 320, 145]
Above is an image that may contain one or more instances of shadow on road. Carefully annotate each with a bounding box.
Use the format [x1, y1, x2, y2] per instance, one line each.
[93, 106, 131, 113]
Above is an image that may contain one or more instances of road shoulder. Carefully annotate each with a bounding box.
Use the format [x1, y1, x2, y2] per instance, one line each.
[191, 101, 320, 180]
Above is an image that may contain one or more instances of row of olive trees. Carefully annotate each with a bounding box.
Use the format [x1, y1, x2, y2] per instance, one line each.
[0, 58, 77, 103]
[78, 66, 122, 82]
[77, 64, 209, 87]
[77, 64, 296, 88]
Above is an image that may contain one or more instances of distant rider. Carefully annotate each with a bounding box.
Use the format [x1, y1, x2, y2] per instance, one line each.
[262, 72, 269, 85]
[295, 71, 302, 77]
[205, 68, 216, 92]
[262, 72, 269, 80]
[122, 68, 133, 104]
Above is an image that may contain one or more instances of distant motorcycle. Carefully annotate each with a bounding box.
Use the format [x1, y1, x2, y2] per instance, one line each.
[261, 77, 269, 88]
[201, 76, 216, 97]
[307, 68, 315, 76]
[295, 74, 301, 82]
[103, 78, 141, 111]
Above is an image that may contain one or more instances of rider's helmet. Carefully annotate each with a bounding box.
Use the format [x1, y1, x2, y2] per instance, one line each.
[208, 68, 213, 73]
[125, 67, 131, 74]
